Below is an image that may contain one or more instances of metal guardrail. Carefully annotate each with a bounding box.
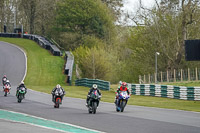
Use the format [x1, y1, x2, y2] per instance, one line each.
[131, 84, 200, 101]
[65, 51, 74, 84]
[0, 33, 62, 56]
[75, 78, 110, 91]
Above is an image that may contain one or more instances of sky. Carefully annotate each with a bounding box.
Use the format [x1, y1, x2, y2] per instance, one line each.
[122, 0, 156, 14]
[120, 0, 157, 25]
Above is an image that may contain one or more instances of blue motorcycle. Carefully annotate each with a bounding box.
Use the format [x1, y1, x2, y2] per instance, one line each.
[116, 91, 130, 112]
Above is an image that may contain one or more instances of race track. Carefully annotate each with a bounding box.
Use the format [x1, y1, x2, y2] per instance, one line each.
[0, 41, 200, 133]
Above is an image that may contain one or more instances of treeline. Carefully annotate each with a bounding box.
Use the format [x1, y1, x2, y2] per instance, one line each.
[1, 0, 200, 83]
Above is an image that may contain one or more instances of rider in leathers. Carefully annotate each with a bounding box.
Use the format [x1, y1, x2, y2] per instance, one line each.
[16, 81, 27, 97]
[86, 84, 101, 107]
[2, 75, 7, 86]
[3, 80, 11, 90]
[51, 84, 65, 103]
[115, 82, 131, 105]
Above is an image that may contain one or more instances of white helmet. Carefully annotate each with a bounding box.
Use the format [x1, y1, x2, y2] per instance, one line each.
[93, 84, 97, 89]
[56, 84, 61, 88]
[6, 80, 9, 83]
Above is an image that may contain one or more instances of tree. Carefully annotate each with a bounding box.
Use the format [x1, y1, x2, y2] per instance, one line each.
[73, 44, 112, 80]
[101, 0, 124, 21]
[127, 0, 200, 71]
[56, 0, 115, 41]
[19, 0, 37, 34]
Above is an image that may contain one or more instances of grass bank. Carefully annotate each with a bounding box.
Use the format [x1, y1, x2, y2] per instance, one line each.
[0, 37, 200, 112]
[0, 38, 66, 86]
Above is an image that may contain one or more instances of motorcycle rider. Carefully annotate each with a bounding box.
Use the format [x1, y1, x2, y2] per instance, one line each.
[2, 75, 7, 85]
[51, 84, 65, 103]
[86, 84, 102, 107]
[3, 80, 11, 93]
[16, 81, 27, 97]
[115, 82, 131, 105]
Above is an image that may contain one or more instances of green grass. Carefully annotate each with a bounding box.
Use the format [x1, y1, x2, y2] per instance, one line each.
[0, 38, 66, 86]
[1, 37, 200, 112]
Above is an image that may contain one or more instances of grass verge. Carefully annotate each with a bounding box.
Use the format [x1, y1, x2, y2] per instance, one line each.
[0, 37, 200, 112]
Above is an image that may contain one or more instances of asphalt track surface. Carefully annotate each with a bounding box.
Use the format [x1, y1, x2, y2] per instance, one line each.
[0, 41, 200, 133]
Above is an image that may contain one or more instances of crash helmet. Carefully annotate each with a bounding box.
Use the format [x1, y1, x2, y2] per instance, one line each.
[21, 81, 24, 85]
[122, 82, 127, 88]
[56, 84, 61, 88]
[3, 75, 6, 77]
[6, 80, 9, 83]
[93, 84, 98, 89]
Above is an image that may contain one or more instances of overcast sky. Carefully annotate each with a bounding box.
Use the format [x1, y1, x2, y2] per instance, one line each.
[122, 0, 156, 13]
[120, 0, 157, 25]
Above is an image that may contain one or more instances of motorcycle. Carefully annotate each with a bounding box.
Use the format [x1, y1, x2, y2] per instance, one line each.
[87, 90, 101, 114]
[3, 84, 11, 97]
[16, 87, 26, 103]
[53, 88, 64, 108]
[115, 91, 130, 112]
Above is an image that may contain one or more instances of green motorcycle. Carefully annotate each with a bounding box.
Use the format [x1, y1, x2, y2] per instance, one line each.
[16, 87, 26, 103]
[88, 90, 101, 114]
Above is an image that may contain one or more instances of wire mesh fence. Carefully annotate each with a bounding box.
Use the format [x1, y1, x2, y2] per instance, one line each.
[140, 68, 199, 84]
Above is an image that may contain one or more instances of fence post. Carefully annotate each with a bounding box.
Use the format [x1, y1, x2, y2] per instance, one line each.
[196, 67, 198, 81]
[139, 75, 141, 84]
[155, 73, 156, 84]
[144, 75, 146, 83]
[181, 69, 183, 82]
[188, 68, 190, 81]
[149, 74, 150, 83]
[161, 71, 163, 83]
[174, 69, 176, 82]
[167, 70, 169, 82]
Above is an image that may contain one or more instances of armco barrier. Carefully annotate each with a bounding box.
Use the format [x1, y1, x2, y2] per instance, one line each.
[0, 33, 62, 56]
[131, 84, 200, 101]
[65, 51, 74, 84]
[75, 78, 110, 91]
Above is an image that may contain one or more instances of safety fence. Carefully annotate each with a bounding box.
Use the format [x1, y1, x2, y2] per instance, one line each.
[0, 33, 62, 56]
[131, 84, 200, 101]
[65, 51, 74, 84]
[140, 68, 200, 84]
[75, 78, 110, 91]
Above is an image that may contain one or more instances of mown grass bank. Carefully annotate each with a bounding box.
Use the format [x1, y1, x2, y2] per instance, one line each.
[0, 37, 200, 112]
[0, 38, 66, 86]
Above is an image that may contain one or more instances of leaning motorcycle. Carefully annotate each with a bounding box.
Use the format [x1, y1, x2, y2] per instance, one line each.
[3, 84, 11, 97]
[53, 89, 64, 108]
[87, 90, 101, 114]
[16, 87, 26, 103]
[116, 91, 130, 112]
